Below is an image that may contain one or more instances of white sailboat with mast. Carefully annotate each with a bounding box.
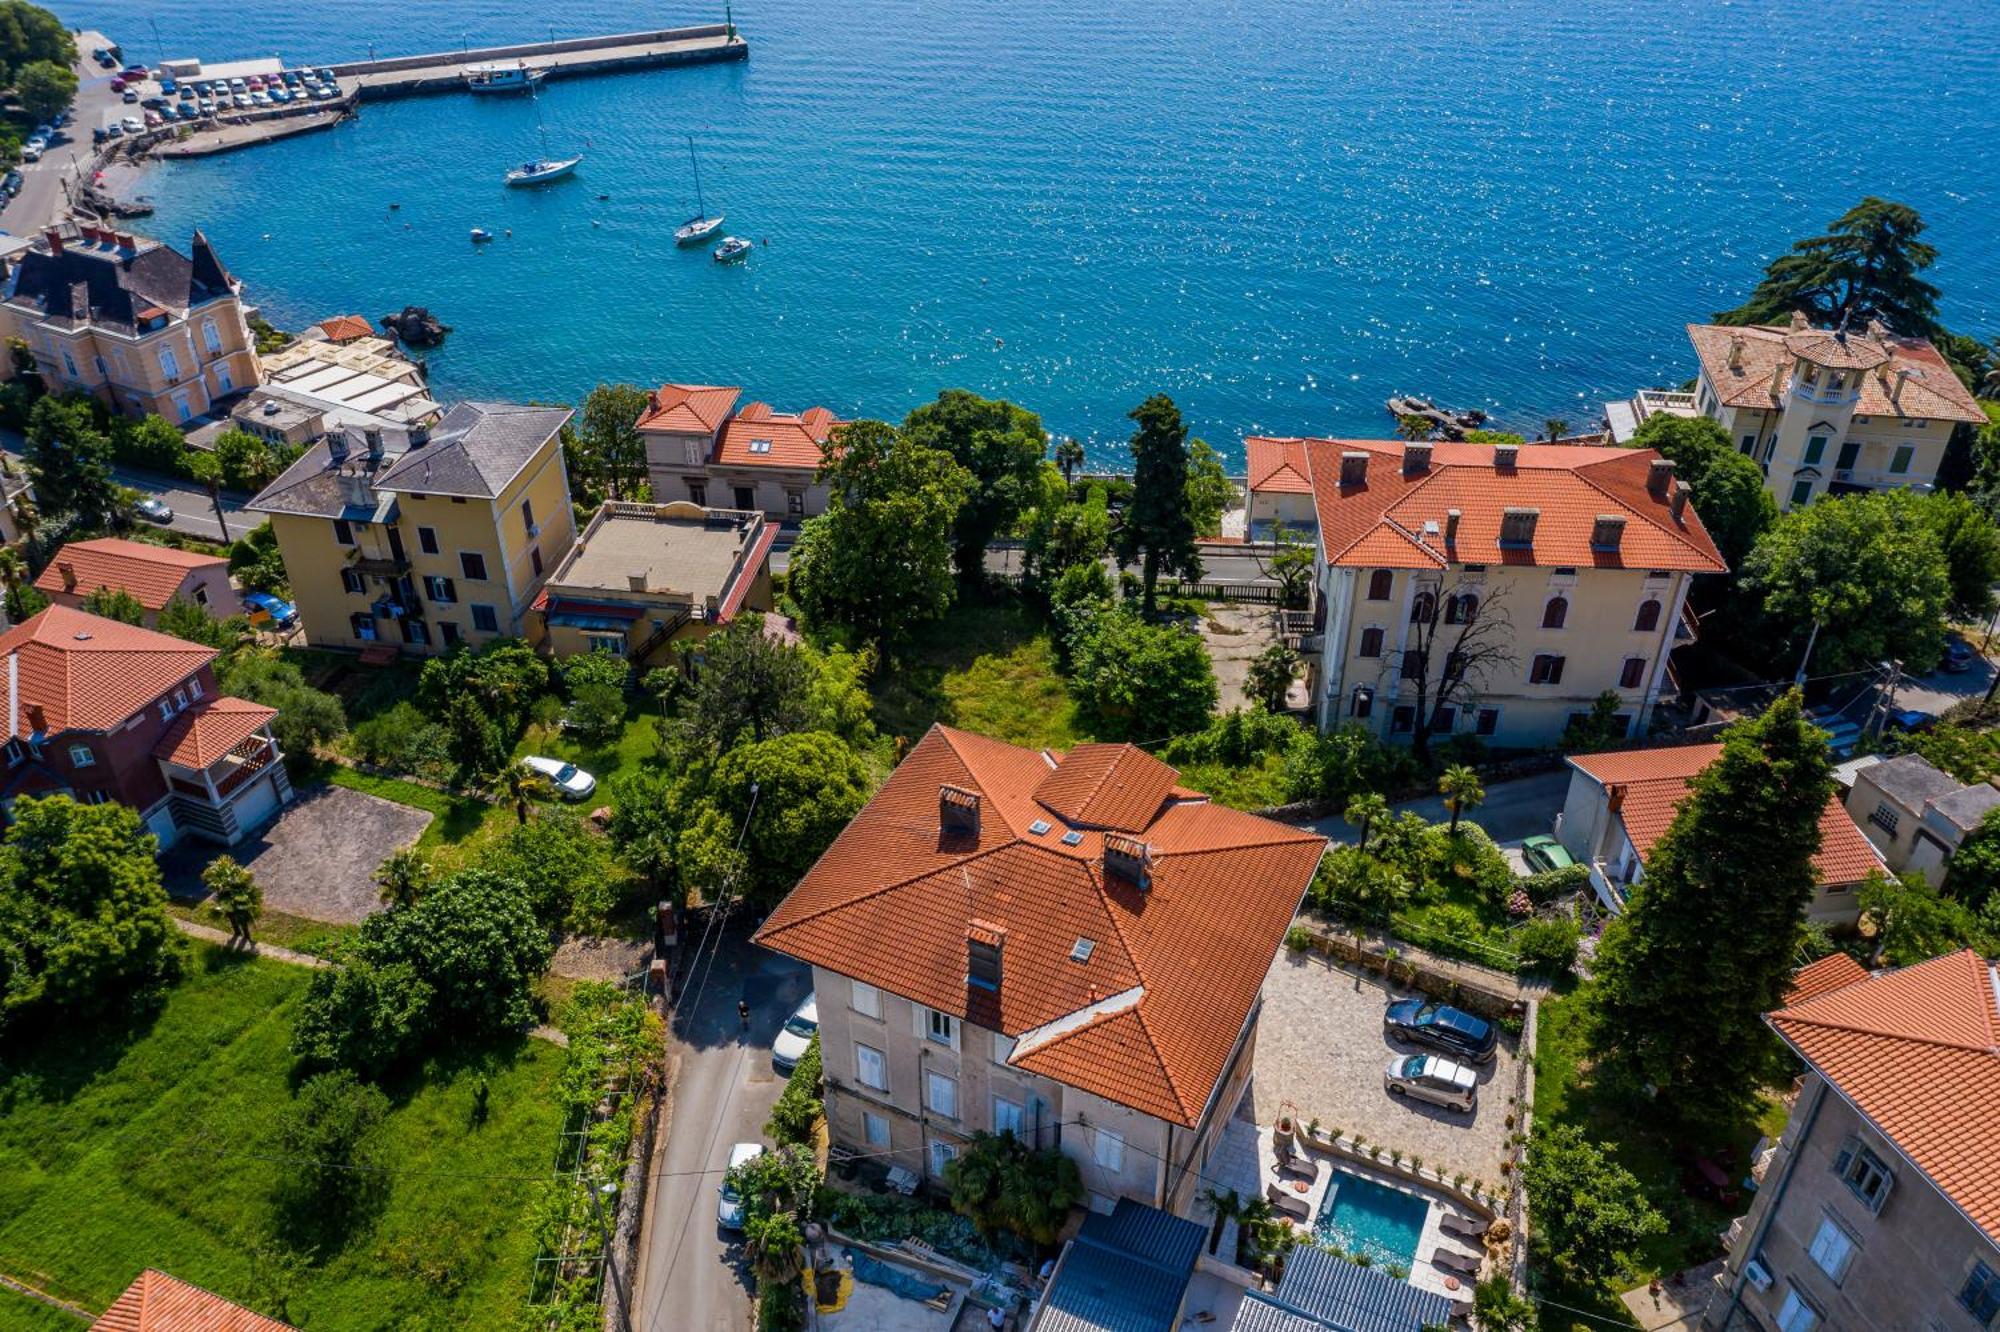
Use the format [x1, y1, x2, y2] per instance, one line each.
[504, 78, 581, 186]
[674, 136, 724, 245]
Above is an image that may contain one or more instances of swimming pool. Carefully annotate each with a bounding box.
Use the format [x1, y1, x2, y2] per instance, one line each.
[1312, 1169, 1430, 1269]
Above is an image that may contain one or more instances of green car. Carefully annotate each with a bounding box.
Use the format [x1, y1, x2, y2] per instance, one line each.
[1521, 834, 1575, 874]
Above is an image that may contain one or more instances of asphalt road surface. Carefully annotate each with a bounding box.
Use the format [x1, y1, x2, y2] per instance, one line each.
[1307, 767, 1572, 846]
[631, 926, 809, 1332]
[0, 37, 129, 238]
[1, 444, 252, 544]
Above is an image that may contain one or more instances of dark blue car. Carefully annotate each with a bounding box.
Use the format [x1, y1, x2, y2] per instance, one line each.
[1384, 998, 1498, 1064]
[241, 591, 298, 630]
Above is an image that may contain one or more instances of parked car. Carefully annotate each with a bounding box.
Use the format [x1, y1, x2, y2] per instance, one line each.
[1384, 1054, 1478, 1112]
[104, 123, 124, 139]
[522, 755, 596, 800]
[1944, 640, 1978, 674]
[1520, 834, 1574, 875]
[97, 53, 116, 69]
[121, 90, 139, 104]
[133, 496, 174, 524]
[2, 171, 21, 196]
[18, 144, 39, 162]
[1384, 997, 1498, 1063]
[241, 591, 299, 630]
[771, 993, 818, 1074]
[717, 1142, 764, 1229]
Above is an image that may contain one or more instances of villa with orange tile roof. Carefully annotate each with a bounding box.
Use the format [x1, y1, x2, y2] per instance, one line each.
[1609, 312, 1984, 512]
[637, 383, 841, 523]
[1705, 949, 2000, 1332]
[1275, 436, 1725, 749]
[0, 604, 291, 847]
[1557, 742, 1884, 924]
[753, 725, 1326, 1216]
[91, 1268, 295, 1331]
[1243, 436, 1316, 537]
[34, 537, 240, 626]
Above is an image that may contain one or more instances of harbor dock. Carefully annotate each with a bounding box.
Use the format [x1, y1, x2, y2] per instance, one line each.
[330, 25, 747, 100]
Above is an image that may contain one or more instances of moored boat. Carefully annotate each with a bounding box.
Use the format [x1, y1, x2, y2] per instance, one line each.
[466, 63, 546, 94]
[505, 155, 581, 187]
[675, 135, 724, 245]
[713, 235, 752, 263]
[471, 227, 494, 243]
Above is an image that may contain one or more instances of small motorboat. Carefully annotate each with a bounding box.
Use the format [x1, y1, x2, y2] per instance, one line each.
[466, 63, 547, 94]
[505, 155, 581, 187]
[712, 236, 752, 263]
[470, 227, 494, 243]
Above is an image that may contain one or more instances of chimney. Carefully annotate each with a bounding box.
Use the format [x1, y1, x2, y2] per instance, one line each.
[1788, 310, 1809, 332]
[1498, 507, 1539, 548]
[940, 784, 981, 838]
[1727, 334, 1743, 369]
[1671, 480, 1689, 522]
[1647, 457, 1676, 500]
[1103, 832, 1151, 890]
[1590, 514, 1626, 552]
[42, 227, 62, 256]
[1339, 450, 1369, 488]
[328, 432, 349, 463]
[626, 572, 647, 593]
[967, 920, 1005, 993]
[25, 702, 45, 736]
[114, 233, 137, 254]
[1403, 442, 1432, 475]
[1493, 443, 1519, 469]
[1445, 508, 1461, 546]
[1607, 783, 1626, 814]
[57, 562, 75, 592]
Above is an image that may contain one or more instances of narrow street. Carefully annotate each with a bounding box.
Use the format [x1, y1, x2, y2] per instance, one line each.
[1, 443, 253, 544]
[630, 926, 808, 1332]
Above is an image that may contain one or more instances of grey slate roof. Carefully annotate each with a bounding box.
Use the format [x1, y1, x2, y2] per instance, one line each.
[3, 229, 235, 334]
[375, 401, 570, 498]
[1931, 781, 2000, 834]
[1867, 753, 1962, 811]
[1234, 1245, 1455, 1332]
[1035, 1201, 1206, 1332]
[244, 440, 398, 522]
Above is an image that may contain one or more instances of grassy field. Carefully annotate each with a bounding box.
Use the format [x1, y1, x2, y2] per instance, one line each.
[871, 599, 1081, 750]
[511, 699, 664, 795]
[0, 946, 565, 1330]
[163, 900, 358, 959]
[0, 1290, 85, 1330]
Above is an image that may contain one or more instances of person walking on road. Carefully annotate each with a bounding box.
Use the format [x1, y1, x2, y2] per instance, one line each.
[737, 999, 750, 1029]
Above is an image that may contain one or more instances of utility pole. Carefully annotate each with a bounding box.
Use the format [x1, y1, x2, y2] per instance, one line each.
[1793, 616, 1822, 687]
[1863, 659, 1902, 741]
[586, 1181, 628, 1332]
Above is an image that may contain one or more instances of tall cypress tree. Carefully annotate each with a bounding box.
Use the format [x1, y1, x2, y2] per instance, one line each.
[1115, 394, 1202, 616]
[1588, 690, 1833, 1134]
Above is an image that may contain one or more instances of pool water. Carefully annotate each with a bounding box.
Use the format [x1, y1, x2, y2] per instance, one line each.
[1312, 1169, 1429, 1269]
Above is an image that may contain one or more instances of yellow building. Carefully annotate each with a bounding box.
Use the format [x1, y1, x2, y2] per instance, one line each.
[246, 401, 575, 655]
[529, 501, 776, 667]
[0, 224, 261, 422]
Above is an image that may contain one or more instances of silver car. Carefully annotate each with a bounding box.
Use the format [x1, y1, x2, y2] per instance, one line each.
[1384, 1053, 1477, 1112]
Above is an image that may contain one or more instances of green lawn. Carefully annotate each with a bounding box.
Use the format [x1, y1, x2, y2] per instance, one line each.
[0, 1290, 85, 1330]
[871, 600, 1081, 750]
[163, 900, 358, 960]
[0, 946, 565, 1329]
[511, 699, 664, 795]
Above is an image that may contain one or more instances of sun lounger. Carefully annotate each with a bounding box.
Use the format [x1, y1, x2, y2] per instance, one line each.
[1274, 1152, 1321, 1185]
[1431, 1245, 1482, 1277]
[1438, 1211, 1489, 1242]
[1266, 1181, 1311, 1221]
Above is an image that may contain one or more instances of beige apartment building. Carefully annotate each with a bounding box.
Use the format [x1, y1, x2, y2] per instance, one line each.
[754, 727, 1327, 1215]
[246, 401, 574, 654]
[1247, 438, 1727, 750]
[0, 224, 261, 422]
[1705, 950, 2000, 1332]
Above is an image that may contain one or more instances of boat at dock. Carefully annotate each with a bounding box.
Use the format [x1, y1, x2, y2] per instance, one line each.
[674, 135, 723, 245]
[465, 62, 546, 94]
[505, 156, 581, 186]
[713, 235, 752, 263]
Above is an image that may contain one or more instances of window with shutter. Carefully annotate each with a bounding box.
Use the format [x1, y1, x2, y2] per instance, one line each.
[1807, 1214, 1856, 1282]
[1833, 1137, 1894, 1213]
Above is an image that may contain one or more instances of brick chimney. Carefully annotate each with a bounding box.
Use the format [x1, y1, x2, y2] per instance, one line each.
[1647, 458, 1676, 500]
[1339, 451, 1369, 489]
[1671, 480, 1689, 522]
[940, 784, 981, 837]
[1445, 507, 1461, 546]
[1403, 442, 1432, 475]
[1493, 443, 1519, 469]
[967, 920, 1005, 993]
[1590, 514, 1626, 552]
[1103, 832, 1151, 890]
[42, 227, 62, 255]
[1607, 783, 1626, 814]
[1498, 508, 1539, 548]
[57, 562, 75, 592]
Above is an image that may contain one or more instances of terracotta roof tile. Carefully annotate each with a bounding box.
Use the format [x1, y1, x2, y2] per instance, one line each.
[1786, 952, 1870, 1006]
[1570, 743, 1883, 886]
[1246, 437, 1313, 495]
[0, 605, 215, 737]
[1771, 950, 2000, 1243]
[92, 1269, 295, 1331]
[312, 314, 374, 343]
[35, 538, 226, 611]
[636, 382, 741, 436]
[153, 696, 277, 768]
[714, 402, 841, 471]
[1285, 438, 1727, 574]
[1687, 322, 1984, 423]
[754, 726, 1326, 1126]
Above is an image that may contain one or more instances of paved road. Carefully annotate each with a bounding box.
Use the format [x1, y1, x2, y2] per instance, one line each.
[0, 37, 127, 238]
[2, 443, 253, 543]
[631, 925, 809, 1332]
[1306, 767, 1571, 846]
[1895, 634, 1996, 719]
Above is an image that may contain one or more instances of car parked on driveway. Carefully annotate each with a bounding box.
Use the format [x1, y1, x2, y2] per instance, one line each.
[772, 993, 818, 1074]
[1520, 834, 1574, 875]
[1384, 1053, 1477, 1112]
[241, 590, 299, 630]
[717, 1142, 764, 1229]
[1384, 997, 1498, 1063]
[522, 755, 596, 800]
[1944, 640, 1977, 673]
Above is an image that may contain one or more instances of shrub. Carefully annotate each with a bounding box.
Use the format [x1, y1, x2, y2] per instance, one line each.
[765, 1034, 823, 1146]
[1311, 845, 1413, 916]
[562, 650, 632, 697]
[1520, 861, 1591, 904]
[274, 1069, 390, 1238]
[568, 681, 627, 742]
[1162, 707, 1307, 769]
[1284, 924, 1315, 953]
[479, 811, 622, 932]
[1068, 604, 1217, 741]
[1425, 821, 1514, 906]
[942, 1131, 1084, 1245]
[1511, 916, 1582, 975]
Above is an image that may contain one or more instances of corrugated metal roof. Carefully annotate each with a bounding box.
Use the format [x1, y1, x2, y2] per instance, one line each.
[1080, 1200, 1205, 1276]
[1256, 1246, 1456, 1332]
[1034, 1202, 1207, 1332]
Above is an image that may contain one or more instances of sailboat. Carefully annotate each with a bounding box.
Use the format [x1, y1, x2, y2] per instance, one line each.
[674, 136, 723, 245]
[503, 79, 581, 187]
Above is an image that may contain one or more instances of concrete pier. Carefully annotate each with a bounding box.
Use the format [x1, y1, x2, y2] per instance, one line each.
[329, 24, 747, 101]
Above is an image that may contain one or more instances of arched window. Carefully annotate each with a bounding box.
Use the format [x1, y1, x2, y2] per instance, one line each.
[1634, 599, 1662, 633]
[1358, 626, 1384, 658]
[1367, 570, 1393, 601]
[1410, 591, 1436, 624]
[1542, 596, 1568, 630]
[1445, 593, 1478, 625]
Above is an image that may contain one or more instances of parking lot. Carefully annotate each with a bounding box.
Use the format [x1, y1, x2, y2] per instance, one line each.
[1252, 948, 1521, 1186]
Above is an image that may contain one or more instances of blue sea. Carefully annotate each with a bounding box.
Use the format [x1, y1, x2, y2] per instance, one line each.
[64, 0, 2000, 465]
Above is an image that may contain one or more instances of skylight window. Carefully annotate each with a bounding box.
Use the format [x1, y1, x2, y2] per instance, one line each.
[748, 438, 773, 454]
[1060, 831, 1084, 846]
[1028, 819, 1051, 835]
[1071, 938, 1095, 963]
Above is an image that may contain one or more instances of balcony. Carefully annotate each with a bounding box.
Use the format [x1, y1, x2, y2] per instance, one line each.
[1676, 602, 1700, 643]
[349, 552, 409, 576]
[166, 736, 279, 805]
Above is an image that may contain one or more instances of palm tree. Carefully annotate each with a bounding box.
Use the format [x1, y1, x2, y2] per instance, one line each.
[201, 855, 262, 944]
[742, 1212, 805, 1285]
[186, 450, 231, 543]
[374, 848, 433, 909]
[8, 494, 36, 544]
[1438, 764, 1485, 836]
[1054, 437, 1086, 485]
[0, 546, 25, 613]
[494, 764, 550, 824]
[1541, 417, 1570, 442]
[1200, 1187, 1242, 1256]
[1395, 414, 1433, 442]
[1344, 791, 1390, 852]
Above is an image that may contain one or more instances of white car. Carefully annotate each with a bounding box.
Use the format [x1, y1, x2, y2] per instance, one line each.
[522, 755, 596, 800]
[1384, 1053, 1477, 1112]
[772, 993, 818, 1073]
[717, 1141, 763, 1230]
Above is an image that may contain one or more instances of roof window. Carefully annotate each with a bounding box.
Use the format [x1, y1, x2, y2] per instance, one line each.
[1060, 830, 1084, 847]
[1028, 819, 1051, 836]
[1070, 938, 1096, 963]
[748, 438, 773, 454]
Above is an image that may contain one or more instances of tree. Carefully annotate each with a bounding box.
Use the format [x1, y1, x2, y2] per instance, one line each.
[1541, 417, 1570, 443]
[672, 618, 816, 753]
[1438, 765, 1484, 836]
[0, 2, 70, 88]
[446, 692, 510, 782]
[1384, 576, 1515, 763]
[902, 389, 1048, 583]
[1742, 489, 1953, 674]
[0, 796, 181, 1035]
[1258, 522, 1316, 610]
[1185, 437, 1236, 539]
[1396, 415, 1433, 442]
[201, 855, 262, 943]
[480, 811, 620, 932]
[1116, 395, 1203, 615]
[289, 958, 432, 1075]
[1717, 197, 1942, 338]
[1054, 437, 1085, 484]
[575, 383, 651, 500]
[1471, 1276, 1534, 1332]
[743, 1211, 806, 1286]
[1521, 1125, 1665, 1286]
[787, 420, 972, 646]
[80, 585, 146, 625]
[114, 414, 186, 471]
[1915, 490, 2000, 620]
[1627, 414, 1776, 569]
[568, 681, 626, 742]
[212, 428, 286, 492]
[1344, 792, 1389, 852]
[1589, 692, 1833, 1131]
[374, 847, 433, 910]
[156, 595, 241, 650]
[1949, 808, 2000, 913]
[682, 732, 874, 907]
[1245, 641, 1298, 712]
[942, 1131, 1084, 1245]
[228, 523, 289, 593]
[494, 761, 550, 824]
[1022, 482, 1111, 598]
[215, 651, 346, 761]
[273, 1069, 389, 1243]
[25, 394, 116, 526]
[0, 545, 40, 623]
[1559, 691, 1628, 753]
[1069, 604, 1218, 742]
[1859, 868, 1993, 966]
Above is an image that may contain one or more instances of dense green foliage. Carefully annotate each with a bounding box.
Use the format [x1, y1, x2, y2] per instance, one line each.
[201, 856, 263, 942]
[1245, 640, 1299, 711]
[1522, 1124, 1667, 1285]
[765, 1033, 822, 1146]
[1559, 691, 1629, 754]
[1115, 395, 1203, 614]
[1589, 692, 1832, 1132]
[228, 523, 291, 594]
[80, 584, 146, 624]
[671, 617, 816, 752]
[1716, 197, 1943, 338]
[1858, 868, 1998, 965]
[941, 1131, 1084, 1245]
[695, 732, 873, 906]
[215, 651, 347, 766]
[0, 1, 69, 88]
[1067, 603, 1217, 741]
[1185, 437, 1235, 538]
[1948, 808, 2000, 913]
[902, 389, 1050, 581]
[1626, 414, 1776, 570]
[273, 1070, 390, 1246]
[568, 383, 651, 501]
[157, 595, 245, 649]
[25, 394, 117, 527]
[480, 811, 621, 933]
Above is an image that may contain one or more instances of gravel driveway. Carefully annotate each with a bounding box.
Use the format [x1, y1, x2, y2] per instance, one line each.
[1253, 948, 1521, 1186]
